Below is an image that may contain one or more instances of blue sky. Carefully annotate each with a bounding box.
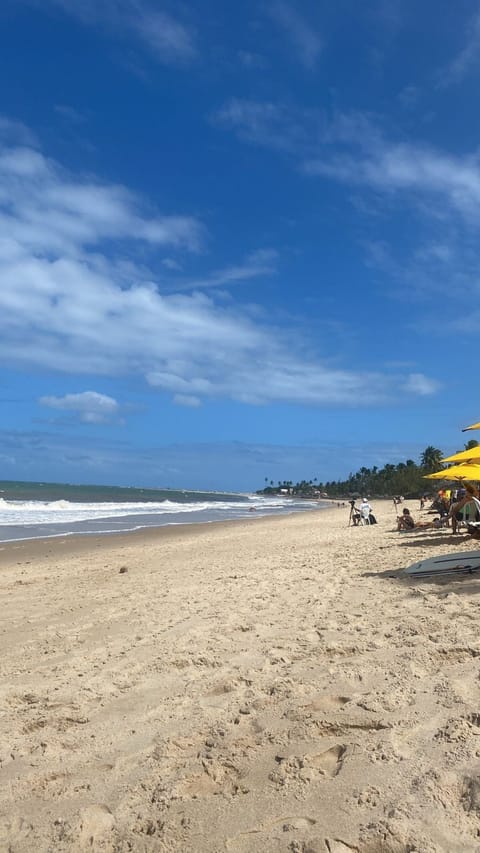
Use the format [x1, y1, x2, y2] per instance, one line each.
[1, 0, 479, 491]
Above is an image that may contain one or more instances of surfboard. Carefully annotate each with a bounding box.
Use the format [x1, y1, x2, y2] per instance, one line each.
[404, 550, 480, 578]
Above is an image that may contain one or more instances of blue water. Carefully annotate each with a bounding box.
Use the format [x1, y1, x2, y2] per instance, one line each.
[0, 480, 325, 542]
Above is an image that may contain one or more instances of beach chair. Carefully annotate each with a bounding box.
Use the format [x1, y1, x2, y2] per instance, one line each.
[456, 500, 479, 531]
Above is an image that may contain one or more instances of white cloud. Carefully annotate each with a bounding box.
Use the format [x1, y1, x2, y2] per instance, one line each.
[54, 104, 87, 124]
[0, 143, 203, 256]
[0, 430, 435, 491]
[402, 374, 440, 397]
[305, 137, 480, 226]
[218, 99, 480, 230]
[0, 116, 38, 147]
[39, 391, 121, 423]
[364, 235, 480, 304]
[269, 1, 322, 70]
[162, 257, 183, 271]
[21, 0, 196, 65]
[448, 309, 480, 333]
[173, 249, 278, 292]
[133, 9, 196, 63]
[216, 99, 480, 336]
[173, 394, 202, 408]
[443, 9, 480, 84]
[146, 358, 415, 407]
[0, 121, 437, 407]
[214, 99, 320, 155]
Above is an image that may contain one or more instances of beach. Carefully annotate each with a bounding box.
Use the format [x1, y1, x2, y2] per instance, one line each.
[1, 500, 480, 852]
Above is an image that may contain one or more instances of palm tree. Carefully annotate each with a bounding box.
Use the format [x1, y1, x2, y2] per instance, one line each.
[420, 446, 443, 472]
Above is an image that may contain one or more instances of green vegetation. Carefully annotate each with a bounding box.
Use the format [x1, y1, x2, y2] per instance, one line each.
[258, 441, 479, 499]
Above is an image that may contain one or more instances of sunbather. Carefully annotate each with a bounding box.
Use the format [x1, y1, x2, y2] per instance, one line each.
[397, 507, 444, 531]
[397, 508, 415, 530]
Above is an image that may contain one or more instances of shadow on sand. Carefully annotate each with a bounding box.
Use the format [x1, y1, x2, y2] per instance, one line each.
[363, 562, 480, 595]
[396, 532, 470, 547]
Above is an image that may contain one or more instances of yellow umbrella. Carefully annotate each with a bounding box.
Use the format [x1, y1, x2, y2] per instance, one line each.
[441, 447, 480, 463]
[424, 463, 480, 481]
[463, 421, 480, 432]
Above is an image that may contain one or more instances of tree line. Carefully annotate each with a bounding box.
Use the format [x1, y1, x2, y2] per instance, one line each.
[258, 441, 479, 499]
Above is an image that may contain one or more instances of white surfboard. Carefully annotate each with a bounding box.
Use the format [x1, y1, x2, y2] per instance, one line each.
[404, 550, 480, 578]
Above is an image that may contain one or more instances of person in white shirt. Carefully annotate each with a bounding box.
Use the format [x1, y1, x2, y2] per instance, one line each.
[360, 498, 374, 524]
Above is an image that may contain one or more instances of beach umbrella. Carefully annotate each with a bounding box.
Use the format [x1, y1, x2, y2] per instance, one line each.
[441, 447, 480, 464]
[423, 463, 480, 481]
[463, 421, 480, 432]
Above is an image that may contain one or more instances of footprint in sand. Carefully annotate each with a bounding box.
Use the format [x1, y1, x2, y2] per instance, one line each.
[78, 804, 115, 850]
[325, 841, 358, 853]
[0, 817, 33, 849]
[461, 774, 480, 814]
[226, 816, 317, 850]
[303, 743, 347, 777]
[271, 744, 347, 787]
[302, 695, 351, 712]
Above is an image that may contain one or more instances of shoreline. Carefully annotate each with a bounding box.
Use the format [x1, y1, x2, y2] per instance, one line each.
[0, 496, 332, 552]
[0, 506, 331, 568]
[2, 499, 480, 851]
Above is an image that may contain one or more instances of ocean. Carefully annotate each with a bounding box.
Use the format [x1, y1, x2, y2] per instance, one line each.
[0, 480, 326, 543]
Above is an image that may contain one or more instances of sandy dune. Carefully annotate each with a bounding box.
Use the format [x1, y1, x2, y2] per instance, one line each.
[2, 501, 480, 852]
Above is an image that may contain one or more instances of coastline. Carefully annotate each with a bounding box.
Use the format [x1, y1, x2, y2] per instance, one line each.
[0, 507, 327, 567]
[2, 499, 480, 851]
[0, 491, 327, 546]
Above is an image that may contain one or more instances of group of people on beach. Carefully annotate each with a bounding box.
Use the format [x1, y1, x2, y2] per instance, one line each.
[349, 485, 480, 540]
[396, 482, 480, 539]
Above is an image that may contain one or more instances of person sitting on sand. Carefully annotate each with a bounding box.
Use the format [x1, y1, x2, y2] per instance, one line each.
[397, 507, 444, 532]
[397, 508, 415, 530]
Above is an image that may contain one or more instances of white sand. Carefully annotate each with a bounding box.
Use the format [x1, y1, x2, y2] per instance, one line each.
[1, 501, 480, 852]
